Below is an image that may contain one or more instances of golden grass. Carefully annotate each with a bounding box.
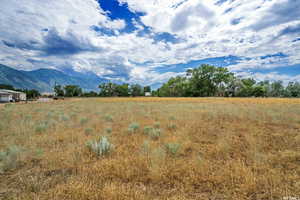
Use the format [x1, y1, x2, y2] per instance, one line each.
[0, 97, 299, 200]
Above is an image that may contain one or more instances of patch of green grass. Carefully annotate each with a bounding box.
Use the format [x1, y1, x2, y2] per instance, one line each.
[128, 122, 140, 133]
[165, 143, 180, 157]
[0, 146, 22, 173]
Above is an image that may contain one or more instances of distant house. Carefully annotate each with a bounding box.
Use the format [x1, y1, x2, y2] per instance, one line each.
[0, 91, 13, 102]
[0, 89, 26, 102]
[145, 92, 151, 97]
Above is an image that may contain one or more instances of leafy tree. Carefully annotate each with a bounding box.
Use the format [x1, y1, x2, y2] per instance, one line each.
[144, 86, 151, 93]
[158, 76, 190, 97]
[270, 81, 284, 97]
[130, 84, 143, 97]
[64, 85, 82, 97]
[237, 78, 256, 97]
[186, 65, 232, 97]
[0, 84, 15, 90]
[99, 82, 119, 97]
[24, 89, 40, 99]
[116, 84, 130, 97]
[285, 82, 300, 97]
[82, 91, 98, 97]
[54, 85, 64, 97]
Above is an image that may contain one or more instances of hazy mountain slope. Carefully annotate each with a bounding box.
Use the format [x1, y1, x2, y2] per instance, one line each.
[0, 64, 105, 92]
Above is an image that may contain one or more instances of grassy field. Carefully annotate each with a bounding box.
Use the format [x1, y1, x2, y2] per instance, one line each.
[0, 97, 299, 200]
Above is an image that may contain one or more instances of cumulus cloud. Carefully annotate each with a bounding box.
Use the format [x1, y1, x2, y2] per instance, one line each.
[0, 0, 299, 86]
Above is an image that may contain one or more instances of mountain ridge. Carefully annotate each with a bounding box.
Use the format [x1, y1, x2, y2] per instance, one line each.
[0, 64, 106, 92]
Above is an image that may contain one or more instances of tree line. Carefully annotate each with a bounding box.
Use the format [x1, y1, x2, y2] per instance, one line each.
[2, 64, 300, 98]
[54, 83, 151, 97]
[154, 64, 300, 97]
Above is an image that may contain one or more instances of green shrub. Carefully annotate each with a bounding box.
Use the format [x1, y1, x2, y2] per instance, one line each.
[154, 122, 160, 129]
[169, 116, 176, 120]
[80, 118, 88, 125]
[128, 122, 140, 133]
[143, 126, 153, 135]
[149, 129, 162, 140]
[167, 124, 177, 130]
[104, 115, 113, 122]
[165, 143, 180, 157]
[35, 122, 48, 134]
[105, 128, 112, 135]
[59, 114, 69, 121]
[86, 136, 113, 157]
[0, 146, 21, 173]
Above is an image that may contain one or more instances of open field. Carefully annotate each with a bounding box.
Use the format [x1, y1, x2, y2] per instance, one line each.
[0, 97, 300, 200]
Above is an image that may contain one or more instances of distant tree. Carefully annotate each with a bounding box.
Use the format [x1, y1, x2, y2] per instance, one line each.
[64, 85, 82, 97]
[158, 76, 190, 97]
[144, 86, 151, 93]
[54, 85, 64, 97]
[285, 82, 300, 97]
[99, 82, 118, 97]
[271, 81, 285, 97]
[237, 78, 256, 97]
[252, 85, 265, 97]
[116, 84, 130, 97]
[0, 84, 15, 90]
[186, 64, 232, 97]
[82, 91, 98, 97]
[130, 84, 143, 97]
[25, 89, 40, 99]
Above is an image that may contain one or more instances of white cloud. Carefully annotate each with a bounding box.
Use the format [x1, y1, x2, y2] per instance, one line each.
[0, 0, 299, 86]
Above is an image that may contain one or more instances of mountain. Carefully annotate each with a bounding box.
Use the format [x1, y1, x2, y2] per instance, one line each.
[0, 64, 106, 92]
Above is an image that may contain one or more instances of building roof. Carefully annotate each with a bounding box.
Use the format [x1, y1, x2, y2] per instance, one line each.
[0, 89, 25, 94]
[0, 91, 13, 95]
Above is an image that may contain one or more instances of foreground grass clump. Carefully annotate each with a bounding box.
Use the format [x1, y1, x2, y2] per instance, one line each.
[128, 122, 140, 133]
[0, 146, 22, 173]
[86, 136, 113, 157]
[165, 143, 181, 156]
[0, 97, 300, 200]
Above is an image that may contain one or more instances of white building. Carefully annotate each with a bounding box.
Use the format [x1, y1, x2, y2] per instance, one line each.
[0, 89, 26, 102]
[145, 92, 152, 97]
[0, 91, 13, 102]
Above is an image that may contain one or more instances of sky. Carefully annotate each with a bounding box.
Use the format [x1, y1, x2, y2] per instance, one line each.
[0, 0, 300, 87]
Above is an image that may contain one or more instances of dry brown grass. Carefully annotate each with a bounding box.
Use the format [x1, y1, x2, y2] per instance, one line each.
[0, 97, 299, 200]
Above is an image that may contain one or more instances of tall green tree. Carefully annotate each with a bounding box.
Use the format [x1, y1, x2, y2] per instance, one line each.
[64, 85, 82, 97]
[285, 82, 300, 97]
[54, 85, 64, 97]
[186, 64, 232, 97]
[130, 84, 143, 97]
[99, 82, 118, 97]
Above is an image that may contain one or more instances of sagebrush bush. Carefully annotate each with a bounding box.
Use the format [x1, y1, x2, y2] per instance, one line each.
[104, 115, 113, 122]
[149, 128, 162, 140]
[86, 136, 113, 157]
[0, 146, 21, 173]
[143, 126, 161, 140]
[167, 123, 177, 130]
[128, 122, 140, 133]
[35, 122, 48, 134]
[59, 114, 70, 122]
[165, 143, 180, 156]
[143, 126, 153, 135]
[105, 128, 112, 135]
[169, 116, 176, 120]
[80, 118, 88, 125]
[154, 122, 160, 129]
